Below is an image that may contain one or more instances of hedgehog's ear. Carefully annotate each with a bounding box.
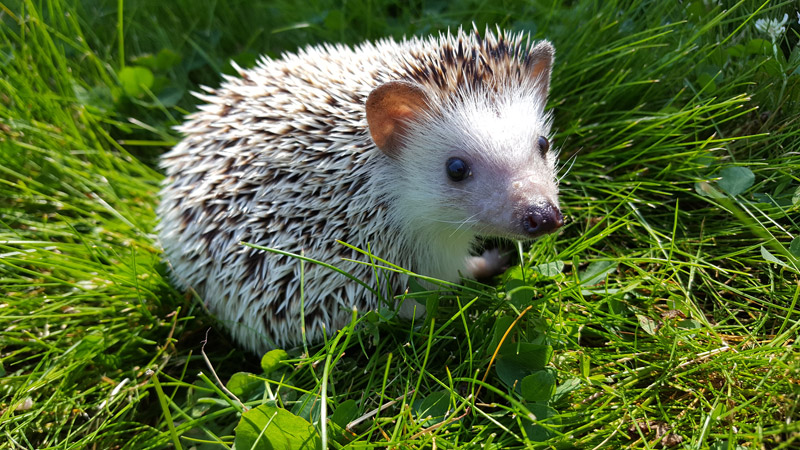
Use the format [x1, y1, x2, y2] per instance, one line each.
[528, 41, 554, 102]
[366, 80, 430, 158]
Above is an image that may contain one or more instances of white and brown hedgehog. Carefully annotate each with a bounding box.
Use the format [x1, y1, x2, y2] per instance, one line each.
[157, 26, 563, 354]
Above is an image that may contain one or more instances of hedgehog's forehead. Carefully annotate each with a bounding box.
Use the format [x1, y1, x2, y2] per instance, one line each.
[439, 87, 550, 144]
[406, 88, 551, 169]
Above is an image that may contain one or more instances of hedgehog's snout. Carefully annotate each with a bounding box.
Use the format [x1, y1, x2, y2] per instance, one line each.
[522, 202, 563, 237]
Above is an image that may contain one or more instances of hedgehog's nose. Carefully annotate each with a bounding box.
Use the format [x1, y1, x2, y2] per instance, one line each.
[522, 202, 563, 236]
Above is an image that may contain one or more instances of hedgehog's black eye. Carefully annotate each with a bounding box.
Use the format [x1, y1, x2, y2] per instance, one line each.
[445, 157, 471, 182]
[537, 136, 550, 157]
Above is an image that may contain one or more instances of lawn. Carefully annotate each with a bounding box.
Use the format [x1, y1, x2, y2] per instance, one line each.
[1, 0, 798, 448]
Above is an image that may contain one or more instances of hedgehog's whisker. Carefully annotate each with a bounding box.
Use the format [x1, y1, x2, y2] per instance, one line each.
[425, 214, 479, 227]
[443, 186, 472, 195]
[451, 213, 481, 237]
[558, 150, 580, 182]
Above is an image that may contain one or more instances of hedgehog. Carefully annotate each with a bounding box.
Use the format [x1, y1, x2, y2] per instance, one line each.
[157, 26, 563, 354]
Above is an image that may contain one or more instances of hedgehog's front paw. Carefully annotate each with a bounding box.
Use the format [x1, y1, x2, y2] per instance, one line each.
[466, 248, 510, 279]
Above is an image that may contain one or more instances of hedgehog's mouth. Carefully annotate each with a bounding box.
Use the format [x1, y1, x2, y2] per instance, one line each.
[469, 200, 562, 242]
[481, 201, 563, 241]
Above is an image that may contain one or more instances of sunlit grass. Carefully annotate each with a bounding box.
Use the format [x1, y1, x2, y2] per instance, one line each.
[1, 0, 798, 448]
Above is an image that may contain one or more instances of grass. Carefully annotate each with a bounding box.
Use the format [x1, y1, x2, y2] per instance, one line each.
[1, 0, 799, 448]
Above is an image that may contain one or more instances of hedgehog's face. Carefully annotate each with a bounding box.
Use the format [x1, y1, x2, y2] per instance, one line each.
[402, 90, 563, 241]
[366, 45, 562, 242]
